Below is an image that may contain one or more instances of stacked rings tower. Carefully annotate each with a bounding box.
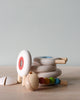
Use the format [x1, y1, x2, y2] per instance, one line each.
[31, 56, 67, 85]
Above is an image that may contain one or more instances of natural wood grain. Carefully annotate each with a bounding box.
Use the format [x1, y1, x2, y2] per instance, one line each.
[0, 66, 80, 100]
[54, 57, 68, 64]
[17, 74, 22, 83]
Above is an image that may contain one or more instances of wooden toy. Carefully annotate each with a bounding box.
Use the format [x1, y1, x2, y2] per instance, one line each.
[24, 71, 39, 91]
[37, 68, 62, 78]
[0, 76, 17, 86]
[32, 56, 68, 79]
[34, 56, 68, 65]
[54, 57, 68, 64]
[24, 71, 68, 91]
[17, 50, 32, 86]
[31, 65, 56, 72]
[16, 50, 68, 91]
[0, 76, 6, 86]
[6, 76, 17, 85]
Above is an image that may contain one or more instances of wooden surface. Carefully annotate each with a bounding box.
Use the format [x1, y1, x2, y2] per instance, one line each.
[0, 66, 80, 100]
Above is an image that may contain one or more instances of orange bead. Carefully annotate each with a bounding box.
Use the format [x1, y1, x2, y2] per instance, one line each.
[44, 78, 50, 84]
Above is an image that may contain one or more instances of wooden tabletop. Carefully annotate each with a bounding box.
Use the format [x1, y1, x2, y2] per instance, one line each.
[0, 66, 80, 100]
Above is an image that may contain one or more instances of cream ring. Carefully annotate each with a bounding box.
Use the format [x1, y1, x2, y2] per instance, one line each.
[32, 61, 41, 66]
[31, 65, 56, 73]
[17, 50, 32, 77]
[33, 56, 55, 65]
[37, 68, 62, 78]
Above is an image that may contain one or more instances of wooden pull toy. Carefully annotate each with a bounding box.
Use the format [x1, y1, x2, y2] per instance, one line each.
[24, 71, 68, 91]
[16, 50, 68, 91]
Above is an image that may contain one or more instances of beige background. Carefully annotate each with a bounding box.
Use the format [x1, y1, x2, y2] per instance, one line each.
[0, 0, 80, 66]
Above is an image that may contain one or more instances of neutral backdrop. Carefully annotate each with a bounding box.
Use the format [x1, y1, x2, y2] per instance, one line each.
[0, 0, 80, 66]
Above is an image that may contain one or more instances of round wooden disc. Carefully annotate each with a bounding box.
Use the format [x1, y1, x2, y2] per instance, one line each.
[17, 50, 32, 77]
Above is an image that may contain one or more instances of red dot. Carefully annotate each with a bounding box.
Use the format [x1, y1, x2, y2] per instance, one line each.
[18, 57, 24, 70]
[39, 77, 45, 84]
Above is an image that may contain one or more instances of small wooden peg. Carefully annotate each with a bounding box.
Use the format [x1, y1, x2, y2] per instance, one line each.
[60, 80, 68, 86]
[62, 58, 68, 63]
[17, 74, 22, 83]
[22, 76, 26, 86]
[54, 58, 68, 64]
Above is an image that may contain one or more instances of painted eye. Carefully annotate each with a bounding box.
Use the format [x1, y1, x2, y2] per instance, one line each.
[17, 50, 32, 77]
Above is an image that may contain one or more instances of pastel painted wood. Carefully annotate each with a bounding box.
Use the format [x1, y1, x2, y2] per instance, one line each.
[0, 76, 6, 86]
[37, 68, 62, 78]
[6, 76, 17, 86]
[33, 57, 55, 65]
[33, 57, 68, 65]
[0, 76, 17, 86]
[31, 65, 56, 72]
[17, 50, 32, 84]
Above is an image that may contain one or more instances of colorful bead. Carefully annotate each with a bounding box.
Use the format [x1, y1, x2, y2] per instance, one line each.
[55, 78, 60, 85]
[39, 77, 45, 84]
[44, 78, 50, 84]
[49, 77, 55, 84]
[60, 80, 68, 86]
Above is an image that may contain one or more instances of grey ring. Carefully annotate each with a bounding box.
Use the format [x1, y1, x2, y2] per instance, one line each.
[31, 65, 56, 73]
[37, 68, 62, 78]
[33, 56, 55, 65]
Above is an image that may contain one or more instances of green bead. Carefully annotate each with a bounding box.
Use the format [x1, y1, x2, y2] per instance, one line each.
[49, 77, 55, 84]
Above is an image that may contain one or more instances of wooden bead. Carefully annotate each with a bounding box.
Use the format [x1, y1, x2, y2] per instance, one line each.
[24, 72, 39, 91]
[44, 78, 50, 84]
[39, 77, 45, 84]
[60, 80, 68, 86]
[55, 78, 60, 85]
[49, 77, 55, 84]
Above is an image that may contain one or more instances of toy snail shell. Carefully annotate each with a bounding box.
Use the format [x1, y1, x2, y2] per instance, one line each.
[24, 71, 39, 91]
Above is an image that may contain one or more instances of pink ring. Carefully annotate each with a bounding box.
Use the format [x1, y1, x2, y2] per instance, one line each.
[18, 57, 24, 70]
